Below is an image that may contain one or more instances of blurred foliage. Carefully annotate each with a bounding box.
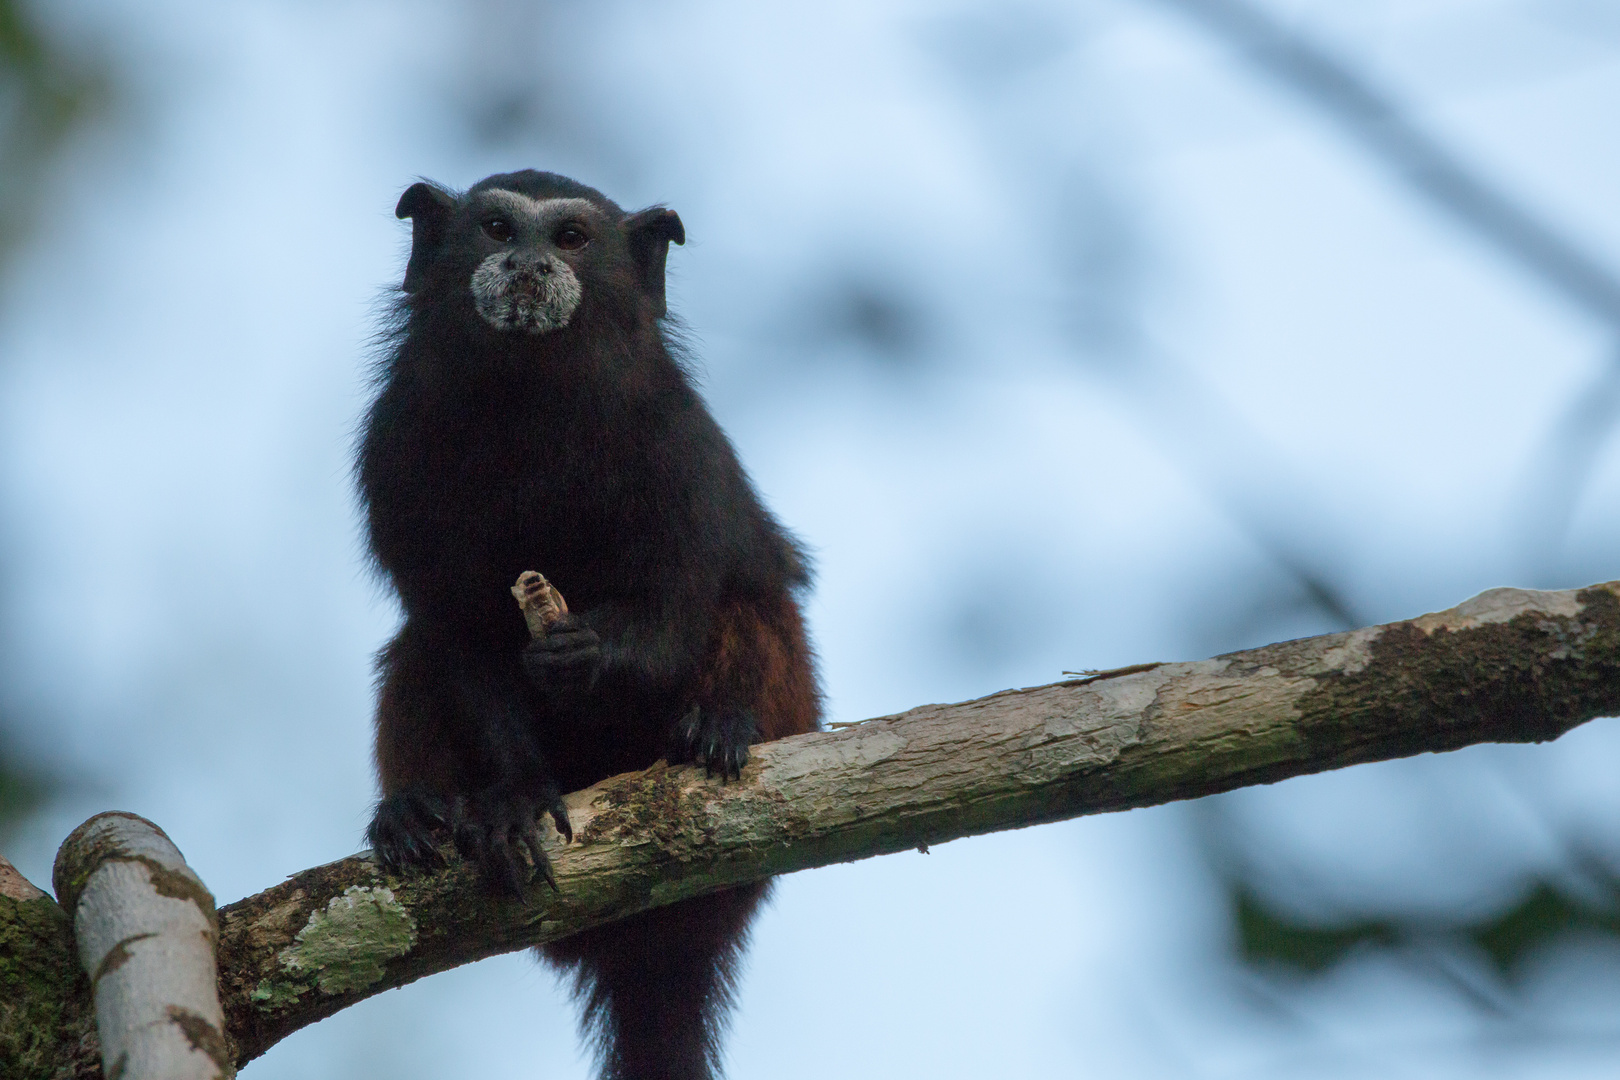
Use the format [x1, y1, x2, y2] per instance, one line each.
[1233, 862, 1620, 983]
[1235, 886, 1399, 975]
[0, 0, 115, 842]
[0, 733, 48, 836]
[0, 0, 110, 265]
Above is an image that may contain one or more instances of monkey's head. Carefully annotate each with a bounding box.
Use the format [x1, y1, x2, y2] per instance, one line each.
[394, 170, 685, 334]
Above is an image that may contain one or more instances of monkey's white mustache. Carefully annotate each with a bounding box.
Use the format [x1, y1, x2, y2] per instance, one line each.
[470, 252, 583, 334]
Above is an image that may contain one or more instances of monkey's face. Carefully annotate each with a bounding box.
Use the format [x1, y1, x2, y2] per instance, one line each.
[395, 172, 686, 332]
[466, 190, 595, 335]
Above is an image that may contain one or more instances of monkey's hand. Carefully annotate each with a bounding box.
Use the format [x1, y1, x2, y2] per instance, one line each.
[522, 612, 602, 699]
[452, 780, 573, 896]
[368, 789, 453, 874]
[668, 706, 757, 781]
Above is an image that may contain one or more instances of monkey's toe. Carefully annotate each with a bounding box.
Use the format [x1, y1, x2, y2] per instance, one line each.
[368, 790, 451, 874]
[453, 783, 567, 897]
[669, 706, 757, 781]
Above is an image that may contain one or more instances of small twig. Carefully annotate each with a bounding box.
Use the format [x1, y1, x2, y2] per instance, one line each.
[1060, 661, 1165, 686]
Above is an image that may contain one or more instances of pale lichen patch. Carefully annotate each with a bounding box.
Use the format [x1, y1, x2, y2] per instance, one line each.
[1318, 626, 1383, 675]
[274, 887, 417, 997]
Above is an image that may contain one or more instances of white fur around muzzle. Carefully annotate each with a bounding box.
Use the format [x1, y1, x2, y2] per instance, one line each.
[470, 252, 583, 334]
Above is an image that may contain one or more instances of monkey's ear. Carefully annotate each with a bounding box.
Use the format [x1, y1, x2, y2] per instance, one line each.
[623, 207, 686, 318]
[396, 182, 456, 293]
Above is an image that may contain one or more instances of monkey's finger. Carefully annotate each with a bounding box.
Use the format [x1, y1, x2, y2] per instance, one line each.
[668, 705, 702, 764]
[400, 829, 446, 869]
[703, 727, 726, 777]
[488, 831, 530, 899]
[405, 790, 451, 828]
[532, 629, 600, 659]
[453, 818, 487, 867]
[548, 799, 574, 844]
[369, 792, 451, 873]
[520, 827, 558, 892]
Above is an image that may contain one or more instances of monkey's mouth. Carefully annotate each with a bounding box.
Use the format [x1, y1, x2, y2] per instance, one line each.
[471, 254, 583, 335]
[506, 272, 547, 299]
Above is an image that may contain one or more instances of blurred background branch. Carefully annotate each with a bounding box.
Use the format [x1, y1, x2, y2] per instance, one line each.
[1148, 0, 1620, 579]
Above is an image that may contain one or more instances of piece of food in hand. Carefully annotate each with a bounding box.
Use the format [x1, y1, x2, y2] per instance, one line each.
[511, 570, 568, 637]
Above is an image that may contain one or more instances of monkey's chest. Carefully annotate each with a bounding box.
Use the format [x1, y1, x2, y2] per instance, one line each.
[376, 425, 657, 615]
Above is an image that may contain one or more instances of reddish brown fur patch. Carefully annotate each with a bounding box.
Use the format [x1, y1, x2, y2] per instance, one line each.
[696, 594, 820, 741]
[374, 632, 464, 795]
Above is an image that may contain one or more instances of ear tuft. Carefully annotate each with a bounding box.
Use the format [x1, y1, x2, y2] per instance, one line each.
[396, 182, 456, 293]
[625, 207, 685, 246]
[624, 207, 686, 317]
[396, 182, 454, 222]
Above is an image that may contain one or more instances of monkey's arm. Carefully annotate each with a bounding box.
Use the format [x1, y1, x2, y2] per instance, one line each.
[452, 669, 573, 893]
[522, 592, 715, 699]
[522, 505, 733, 699]
[371, 623, 571, 895]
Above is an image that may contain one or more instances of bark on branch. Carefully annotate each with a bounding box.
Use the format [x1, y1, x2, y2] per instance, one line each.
[52, 814, 231, 1080]
[6, 581, 1620, 1077]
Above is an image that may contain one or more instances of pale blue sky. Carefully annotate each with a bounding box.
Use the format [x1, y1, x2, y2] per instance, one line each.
[5, 1, 1620, 1076]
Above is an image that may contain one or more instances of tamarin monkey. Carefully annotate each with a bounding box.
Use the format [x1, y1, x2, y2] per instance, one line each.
[358, 170, 821, 1080]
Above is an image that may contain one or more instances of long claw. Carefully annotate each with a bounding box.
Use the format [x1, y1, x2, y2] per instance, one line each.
[521, 828, 558, 891]
[669, 707, 757, 783]
[549, 798, 573, 844]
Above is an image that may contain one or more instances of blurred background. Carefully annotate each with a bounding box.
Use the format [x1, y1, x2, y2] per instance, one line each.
[4, 0, 1620, 1075]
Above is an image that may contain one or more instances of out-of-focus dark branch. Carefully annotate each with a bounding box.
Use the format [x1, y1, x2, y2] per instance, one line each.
[1517, 348, 1620, 567]
[1147, 0, 1620, 326]
[1104, 336, 1366, 631]
[1146, 0, 1620, 571]
[1045, 169, 1365, 635]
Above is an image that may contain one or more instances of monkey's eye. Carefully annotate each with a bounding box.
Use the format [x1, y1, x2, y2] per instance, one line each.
[555, 227, 589, 251]
[481, 218, 515, 243]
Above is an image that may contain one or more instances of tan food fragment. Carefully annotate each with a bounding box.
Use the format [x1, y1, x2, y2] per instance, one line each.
[512, 571, 568, 638]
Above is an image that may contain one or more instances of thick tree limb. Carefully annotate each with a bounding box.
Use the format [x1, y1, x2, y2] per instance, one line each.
[7, 581, 1620, 1077]
[51, 814, 231, 1080]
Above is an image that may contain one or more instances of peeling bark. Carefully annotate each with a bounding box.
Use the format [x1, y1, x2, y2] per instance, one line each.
[6, 581, 1620, 1076]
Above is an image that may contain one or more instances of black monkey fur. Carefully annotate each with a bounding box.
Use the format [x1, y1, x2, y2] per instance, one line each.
[358, 170, 821, 1080]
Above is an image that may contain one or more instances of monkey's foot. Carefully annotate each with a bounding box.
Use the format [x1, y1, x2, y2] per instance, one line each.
[368, 789, 452, 874]
[453, 782, 573, 897]
[522, 613, 602, 699]
[669, 706, 757, 781]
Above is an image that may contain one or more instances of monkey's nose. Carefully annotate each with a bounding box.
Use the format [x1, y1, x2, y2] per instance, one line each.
[505, 254, 552, 274]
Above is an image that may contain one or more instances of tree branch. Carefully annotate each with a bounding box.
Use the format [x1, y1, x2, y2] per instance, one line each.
[7, 581, 1620, 1076]
[52, 814, 231, 1080]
